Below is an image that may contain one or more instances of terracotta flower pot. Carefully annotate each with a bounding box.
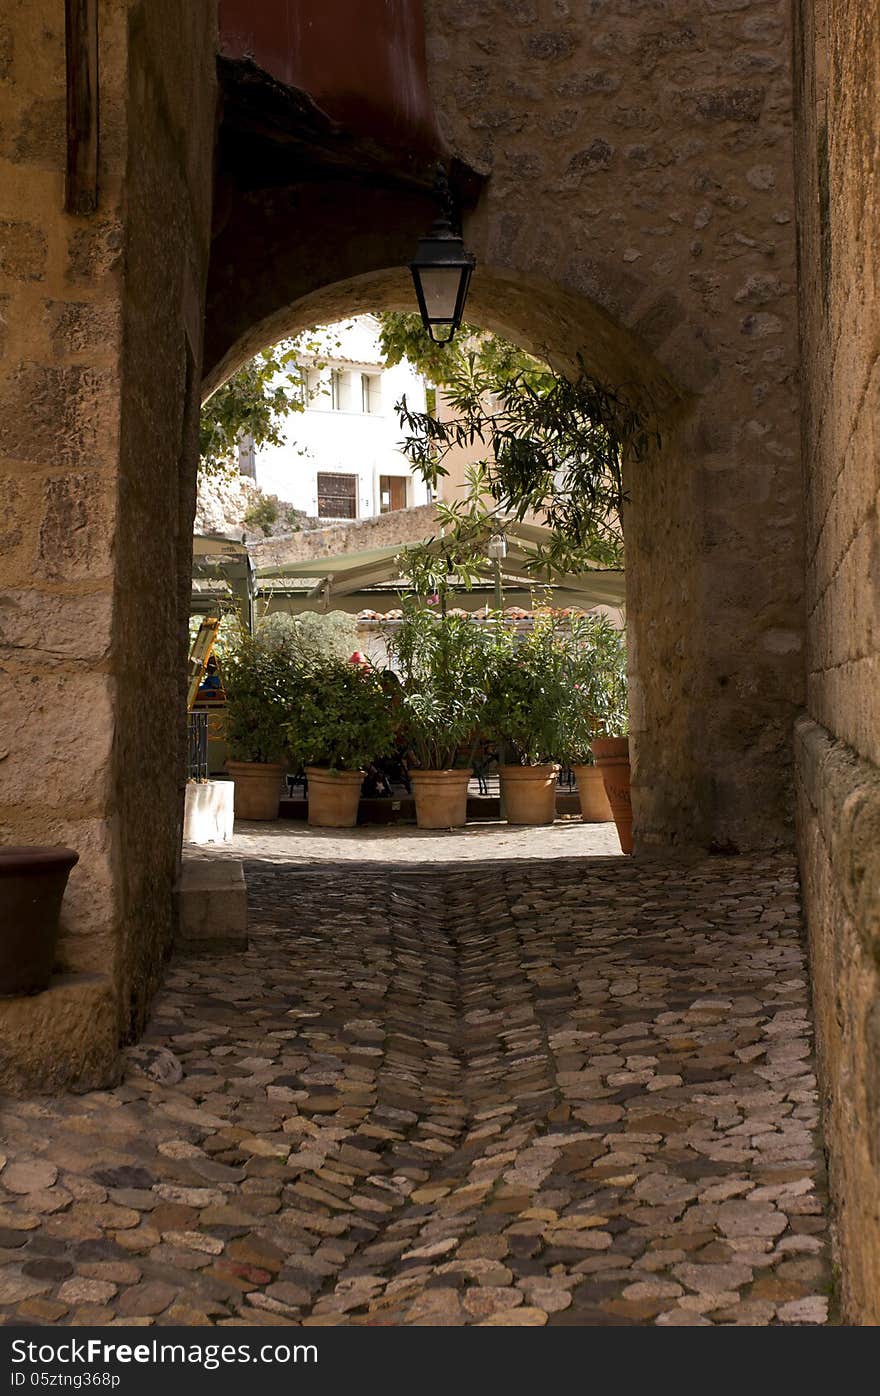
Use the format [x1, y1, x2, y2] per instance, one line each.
[306, 767, 363, 827]
[572, 764, 614, 823]
[499, 764, 560, 826]
[226, 760, 286, 820]
[410, 769, 472, 829]
[0, 846, 79, 996]
[590, 737, 633, 854]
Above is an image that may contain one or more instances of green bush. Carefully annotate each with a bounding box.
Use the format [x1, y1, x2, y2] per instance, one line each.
[257, 610, 359, 663]
[484, 615, 572, 766]
[560, 615, 628, 762]
[386, 605, 496, 770]
[243, 493, 305, 537]
[222, 630, 299, 764]
[285, 658, 395, 772]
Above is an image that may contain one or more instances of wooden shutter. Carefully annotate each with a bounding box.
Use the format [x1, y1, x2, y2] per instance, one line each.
[317, 472, 358, 518]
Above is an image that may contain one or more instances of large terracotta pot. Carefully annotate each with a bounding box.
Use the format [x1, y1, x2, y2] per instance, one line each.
[226, 760, 285, 820]
[499, 764, 560, 826]
[0, 846, 79, 996]
[572, 764, 614, 823]
[306, 767, 363, 828]
[410, 769, 472, 829]
[590, 737, 632, 854]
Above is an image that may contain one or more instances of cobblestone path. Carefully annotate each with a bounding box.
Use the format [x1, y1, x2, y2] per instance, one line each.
[0, 852, 831, 1326]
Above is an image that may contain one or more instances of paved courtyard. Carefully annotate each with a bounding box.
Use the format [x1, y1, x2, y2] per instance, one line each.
[0, 832, 831, 1326]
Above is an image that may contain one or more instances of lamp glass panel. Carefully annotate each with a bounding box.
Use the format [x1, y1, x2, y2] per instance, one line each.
[416, 265, 462, 321]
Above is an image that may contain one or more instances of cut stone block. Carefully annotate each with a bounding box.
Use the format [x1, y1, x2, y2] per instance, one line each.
[0, 972, 119, 1093]
[176, 856, 247, 951]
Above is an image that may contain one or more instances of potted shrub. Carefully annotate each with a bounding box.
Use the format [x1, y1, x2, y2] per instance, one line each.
[0, 846, 79, 995]
[559, 615, 621, 824]
[387, 606, 494, 829]
[222, 630, 296, 820]
[286, 657, 394, 827]
[582, 618, 631, 854]
[485, 614, 570, 825]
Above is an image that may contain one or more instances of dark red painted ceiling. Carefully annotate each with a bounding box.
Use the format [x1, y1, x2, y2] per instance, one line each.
[218, 0, 448, 158]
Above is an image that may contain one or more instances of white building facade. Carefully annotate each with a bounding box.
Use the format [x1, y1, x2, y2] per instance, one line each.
[245, 316, 432, 521]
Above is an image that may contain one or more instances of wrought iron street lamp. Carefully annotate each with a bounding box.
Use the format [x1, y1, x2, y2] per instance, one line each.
[410, 173, 476, 343]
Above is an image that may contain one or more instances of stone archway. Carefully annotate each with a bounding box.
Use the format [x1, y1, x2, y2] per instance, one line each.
[0, 1, 804, 1093]
[3, 0, 880, 1329]
[201, 237, 800, 863]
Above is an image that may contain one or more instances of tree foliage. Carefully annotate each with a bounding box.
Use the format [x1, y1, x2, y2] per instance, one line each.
[198, 326, 345, 478]
[394, 344, 659, 586]
[199, 346, 304, 478]
[380, 310, 659, 588]
[378, 311, 541, 388]
[256, 610, 360, 664]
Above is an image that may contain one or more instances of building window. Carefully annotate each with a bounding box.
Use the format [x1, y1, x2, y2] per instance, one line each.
[379, 475, 407, 513]
[295, 368, 311, 406]
[237, 433, 256, 480]
[317, 472, 358, 519]
[361, 373, 381, 414]
[330, 369, 343, 411]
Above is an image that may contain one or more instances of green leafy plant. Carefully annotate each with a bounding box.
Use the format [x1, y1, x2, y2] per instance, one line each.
[559, 614, 629, 763]
[199, 346, 306, 479]
[243, 492, 304, 537]
[484, 614, 572, 766]
[221, 629, 300, 764]
[285, 659, 395, 772]
[386, 605, 497, 769]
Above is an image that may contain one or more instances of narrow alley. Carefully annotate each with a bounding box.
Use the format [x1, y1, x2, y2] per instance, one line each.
[0, 836, 830, 1327]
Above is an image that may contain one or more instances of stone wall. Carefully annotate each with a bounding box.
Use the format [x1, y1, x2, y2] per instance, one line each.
[248, 503, 442, 569]
[420, 0, 805, 852]
[110, 1, 217, 1042]
[206, 0, 806, 855]
[0, 0, 216, 1087]
[792, 0, 880, 1323]
[0, 0, 128, 1087]
[0, 4, 811, 1087]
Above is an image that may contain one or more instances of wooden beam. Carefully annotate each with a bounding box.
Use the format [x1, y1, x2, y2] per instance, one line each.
[65, 0, 98, 214]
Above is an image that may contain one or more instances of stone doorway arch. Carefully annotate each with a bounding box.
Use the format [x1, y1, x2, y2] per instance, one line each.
[201, 235, 797, 863]
[0, 0, 804, 1094]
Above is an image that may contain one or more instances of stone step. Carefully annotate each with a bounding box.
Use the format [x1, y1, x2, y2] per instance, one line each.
[176, 855, 248, 952]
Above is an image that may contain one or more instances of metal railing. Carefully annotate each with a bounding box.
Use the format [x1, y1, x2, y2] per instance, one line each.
[187, 710, 209, 782]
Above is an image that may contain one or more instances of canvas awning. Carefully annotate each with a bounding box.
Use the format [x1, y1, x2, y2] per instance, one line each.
[191, 534, 255, 628]
[254, 521, 625, 609]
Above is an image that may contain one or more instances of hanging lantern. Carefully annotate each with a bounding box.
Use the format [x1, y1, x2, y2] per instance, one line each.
[410, 172, 476, 343]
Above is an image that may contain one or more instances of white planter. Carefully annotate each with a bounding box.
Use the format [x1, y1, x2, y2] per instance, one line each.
[183, 779, 234, 844]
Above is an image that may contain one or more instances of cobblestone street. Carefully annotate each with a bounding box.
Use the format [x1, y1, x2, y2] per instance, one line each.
[0, 839, 831, 1326]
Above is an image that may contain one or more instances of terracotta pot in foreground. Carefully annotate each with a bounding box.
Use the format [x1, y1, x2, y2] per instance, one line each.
[571, 764, 614, 823]
[410, 769, 472, 829]
[226, 760, 286, 821]
[499, 764, 560, 826]
[0, 846, 79, 996]
[306, 767, 363, 828]
[590, 737, 633, 854]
